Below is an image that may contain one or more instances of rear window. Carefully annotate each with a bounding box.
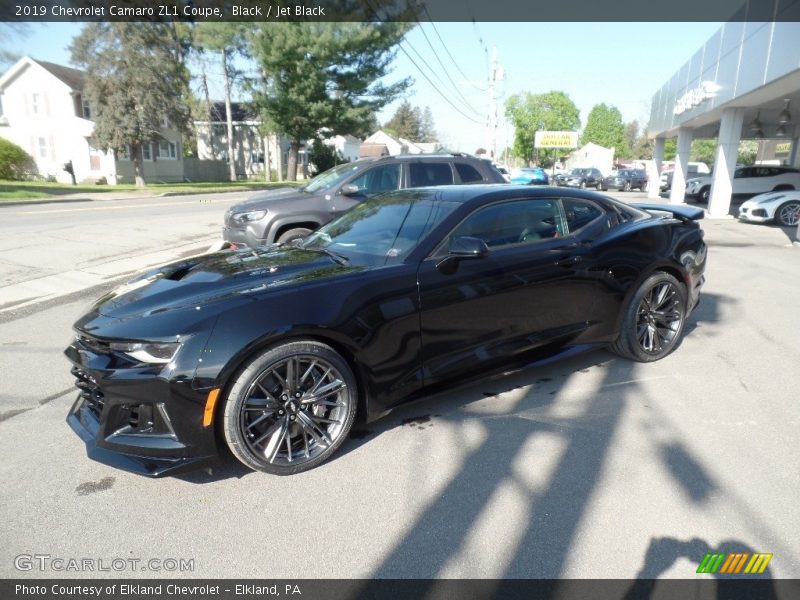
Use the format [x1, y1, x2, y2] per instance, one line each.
[409, 162, 454, 187]
[455, 163, 483, 183]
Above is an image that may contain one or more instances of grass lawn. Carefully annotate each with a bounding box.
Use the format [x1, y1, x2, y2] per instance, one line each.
[0, 179, 302, 201]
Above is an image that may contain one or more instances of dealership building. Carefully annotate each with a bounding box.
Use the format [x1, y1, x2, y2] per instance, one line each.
[648, 16, 800, 218]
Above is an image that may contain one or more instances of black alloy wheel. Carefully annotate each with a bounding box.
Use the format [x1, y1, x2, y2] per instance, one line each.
[277, 227, 313, 244]
[699, 187, 711, 203]
[611, 272, 687, 362]
[775, 201, 800, 226]
[222, 341, 357, 474]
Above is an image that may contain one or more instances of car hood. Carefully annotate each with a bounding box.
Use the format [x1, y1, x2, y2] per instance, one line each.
[89, 247, 359, 322]
[229, 186, 311, 213]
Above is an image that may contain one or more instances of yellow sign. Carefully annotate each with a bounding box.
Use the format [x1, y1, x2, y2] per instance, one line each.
[534, 131, 578, 149]
[775, 142, 791, 155]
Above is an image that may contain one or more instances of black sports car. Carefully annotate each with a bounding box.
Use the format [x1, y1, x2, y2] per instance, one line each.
[65, 186, 706, 477]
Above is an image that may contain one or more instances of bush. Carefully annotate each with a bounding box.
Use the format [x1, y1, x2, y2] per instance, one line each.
[0, 137, 35, 180]
[309, 138, 347, 174]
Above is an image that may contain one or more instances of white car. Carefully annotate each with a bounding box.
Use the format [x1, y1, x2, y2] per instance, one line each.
[686, 166, 800, 203]
[738, 191, 800, 226]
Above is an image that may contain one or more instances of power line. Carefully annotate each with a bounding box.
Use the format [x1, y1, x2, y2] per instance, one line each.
[420, 9, 486, 92]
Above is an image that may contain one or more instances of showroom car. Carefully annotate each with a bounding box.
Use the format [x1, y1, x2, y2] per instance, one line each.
[599, 169, 648, 192]
[65, 185, 706, 477]
[738, 190, 800, 226]
[553, 167, 604, 189]
[511, 167, 549, 185]
[686, 165, 800, 203]
[222, 154, 506, 248]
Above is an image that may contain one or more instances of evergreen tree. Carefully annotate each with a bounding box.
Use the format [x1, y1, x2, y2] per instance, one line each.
[250, 22, 412, 181]
[384, 101, 421, 140]
[71, 23, 191, 187]
[419, 107, 437, 143]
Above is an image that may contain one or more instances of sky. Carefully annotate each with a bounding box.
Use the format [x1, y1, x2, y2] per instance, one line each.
[9, 21, 723, 155]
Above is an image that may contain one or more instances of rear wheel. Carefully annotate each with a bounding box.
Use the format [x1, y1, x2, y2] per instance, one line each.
[623, 181, 632, 192]
[222, 341, 357, 475]
[611, 272, 687, 362]
[698, 187, 711, 203]
[775, 201, 800, 226]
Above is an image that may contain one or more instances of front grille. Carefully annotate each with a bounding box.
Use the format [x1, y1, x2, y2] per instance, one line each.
[224, 210, 233, 227]
[71, 366, 105, 419]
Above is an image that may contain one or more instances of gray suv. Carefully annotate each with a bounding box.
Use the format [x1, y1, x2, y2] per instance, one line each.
[222, 154, 506, 248]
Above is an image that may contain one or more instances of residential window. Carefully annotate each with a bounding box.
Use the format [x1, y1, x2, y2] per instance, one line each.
[160, 115, 169, 128]
[142, 144, 152, 161]
[82, 99, 91, 119]
[31, 93, 40, 114]
[156, 140, 177, 159]
[38, 137, 47, 159]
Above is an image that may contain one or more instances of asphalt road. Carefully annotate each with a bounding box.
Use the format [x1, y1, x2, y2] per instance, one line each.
[0, 192, 798, 582]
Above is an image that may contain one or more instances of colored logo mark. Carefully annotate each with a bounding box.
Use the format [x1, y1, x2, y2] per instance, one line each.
[697, 552, 772, 574]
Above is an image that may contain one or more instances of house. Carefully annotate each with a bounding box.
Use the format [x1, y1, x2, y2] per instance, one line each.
[0, 56, 186, 184]
[565, 142, 615, 176]
[322, 134, 361, 163]
[360, 130, 439, 158]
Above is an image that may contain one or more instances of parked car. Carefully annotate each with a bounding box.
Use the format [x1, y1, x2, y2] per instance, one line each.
[686, 166, 800, 203]
[511, 167, 549, 185]
[222, 154, 506, 248]
[660, 162, 710, 191]
[738, 190, 800, 226]
[554, 167, 604, 189]
[599, 169, 647, 192]
[65, 185, 706, 477]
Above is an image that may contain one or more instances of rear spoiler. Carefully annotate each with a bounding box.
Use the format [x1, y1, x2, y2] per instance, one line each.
[631, 203, 704, 221]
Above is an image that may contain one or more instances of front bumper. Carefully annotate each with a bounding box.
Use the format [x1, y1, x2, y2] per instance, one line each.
[737, 205, 770, 223]
[64, 337, 219, 478]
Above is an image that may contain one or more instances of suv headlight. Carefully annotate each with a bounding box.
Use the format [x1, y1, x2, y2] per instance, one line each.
[232, 210, 267, 225]
[110, 341, 181, 364]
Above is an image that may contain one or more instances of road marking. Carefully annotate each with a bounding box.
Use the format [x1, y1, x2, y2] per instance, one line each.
[15, 198, 235, 215]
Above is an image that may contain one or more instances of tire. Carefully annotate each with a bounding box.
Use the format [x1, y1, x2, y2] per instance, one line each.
[623, 181, 632, 192]
[598, 183, 606, 191]
[580, 181, 586, 189]
[698, 187, 710, 203]
[610, 272, 687, 363]
[277, 227, 313, 244]
[222, 340, 357, 475]
[774, 201, 800, 227]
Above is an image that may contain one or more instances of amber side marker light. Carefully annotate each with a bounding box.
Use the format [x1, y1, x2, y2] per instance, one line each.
[203, 388, 221, 427]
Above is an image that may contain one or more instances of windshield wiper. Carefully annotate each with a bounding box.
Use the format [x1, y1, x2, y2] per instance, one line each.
[288, 241, 349, 265]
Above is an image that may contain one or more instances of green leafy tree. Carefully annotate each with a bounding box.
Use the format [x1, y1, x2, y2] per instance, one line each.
[624, 121, 639, 156]
[0, 137, 35, 180]
[505, 91, 580, 166]
[250, 22, 412, 181]
[632, 128, 654, 159]
[737, 140, 758, 166]
[690, 139, 718, 165]
[582, 103, 627, 158]
[71, 23, 191, 187]
[309, 138, 347, 174]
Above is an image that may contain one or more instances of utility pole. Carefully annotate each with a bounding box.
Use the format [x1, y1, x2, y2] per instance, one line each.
[486, 46, 503, 160]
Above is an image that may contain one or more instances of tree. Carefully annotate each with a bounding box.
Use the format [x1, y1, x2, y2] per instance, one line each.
[582, 103, 627, 158]
[384, 100, 421, 140]
[71, 23, 191, 187]
[690, 139, 718, 165]
[194, 24, 250, 182]
[0, 137, 34, 180]
[505, 91, 580, 166]
[419, 106, 437, 143]
[624, 121, 639, 156]
[250, 22, 412, 181]
[309, 138, 347, 174]
[738, 140, 758, 166]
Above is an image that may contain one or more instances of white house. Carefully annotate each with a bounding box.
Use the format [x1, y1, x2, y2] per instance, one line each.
[360, 130, 439, 158]
[0, 56, 187, 184]
[565, 142, 615, 176]
[322, 134, 361, 163]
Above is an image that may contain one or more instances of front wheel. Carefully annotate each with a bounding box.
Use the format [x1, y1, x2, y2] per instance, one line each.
[222, 340, 357, 475]
[699, 187, 710, 203]
[610, 272, 687, 362]
[623, 181, 632, 192]
[277, 227, 313, 244]
[775, 201, 800, 226]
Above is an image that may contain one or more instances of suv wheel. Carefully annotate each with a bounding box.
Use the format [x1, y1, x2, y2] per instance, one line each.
[277, 227, 313, 244]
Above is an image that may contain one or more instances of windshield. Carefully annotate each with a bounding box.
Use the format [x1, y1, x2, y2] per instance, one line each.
[302, 162, 363, 193]
[569, 168, 588, 175]
[302, 191, 458, 266]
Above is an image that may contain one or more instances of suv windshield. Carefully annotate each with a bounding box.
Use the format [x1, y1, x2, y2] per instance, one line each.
[302, 162, 363, 193]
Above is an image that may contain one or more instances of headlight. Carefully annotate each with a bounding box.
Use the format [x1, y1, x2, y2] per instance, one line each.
[109, 341, 181, 364]
[232, 210, 267, 224]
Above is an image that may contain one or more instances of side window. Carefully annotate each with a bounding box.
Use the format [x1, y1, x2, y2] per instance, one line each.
[348, 164, 401, 195]
[455, 162, 484, 184]
[562, 198, 604, 233]
[409, 162, 454, 187]
[450, 199, 562, 249]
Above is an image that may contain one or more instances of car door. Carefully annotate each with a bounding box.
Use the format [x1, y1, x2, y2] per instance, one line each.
[416, 196, 609, 387]
[331, 163, 403, 218]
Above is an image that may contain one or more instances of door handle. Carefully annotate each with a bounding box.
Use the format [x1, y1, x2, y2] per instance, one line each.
[556, 256, 582, 267]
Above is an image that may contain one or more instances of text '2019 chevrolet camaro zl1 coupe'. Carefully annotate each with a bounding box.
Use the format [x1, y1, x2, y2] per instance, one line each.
[65, 186, 706, 476]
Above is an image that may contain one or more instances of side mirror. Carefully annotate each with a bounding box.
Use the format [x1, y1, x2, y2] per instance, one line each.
[341, 184, 361, 196]
[437, 236, 489, 273]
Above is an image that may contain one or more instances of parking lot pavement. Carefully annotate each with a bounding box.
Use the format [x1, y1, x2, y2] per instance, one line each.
[0, 213, 798, 581]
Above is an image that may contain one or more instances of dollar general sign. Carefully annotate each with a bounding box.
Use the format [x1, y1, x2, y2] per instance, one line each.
[534, 131, 579, 149]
